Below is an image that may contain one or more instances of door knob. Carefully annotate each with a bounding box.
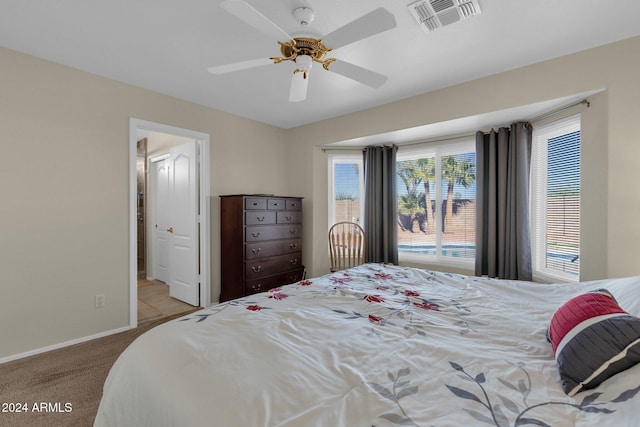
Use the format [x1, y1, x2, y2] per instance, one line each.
[167, 227, 174, 233]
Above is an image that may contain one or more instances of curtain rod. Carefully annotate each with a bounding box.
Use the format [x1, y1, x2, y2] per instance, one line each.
[321, 98, 591, 152]
[531, 99, 590, 123]
[394, 132, 478, 149]
[321, 132, 477, 152]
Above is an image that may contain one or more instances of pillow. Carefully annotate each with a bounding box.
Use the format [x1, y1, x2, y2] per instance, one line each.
[547, 289, 640, 396]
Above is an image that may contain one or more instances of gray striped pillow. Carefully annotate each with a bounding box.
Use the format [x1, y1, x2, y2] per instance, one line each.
[548, 291, 640, 396]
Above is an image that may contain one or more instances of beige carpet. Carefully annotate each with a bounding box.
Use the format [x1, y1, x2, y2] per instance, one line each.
[0, 310, 198, 427]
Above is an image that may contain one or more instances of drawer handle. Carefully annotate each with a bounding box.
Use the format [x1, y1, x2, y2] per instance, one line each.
[285, 215, 292, 221]
[289, 243, 298, 249]
[251, 232, 261, 238]
[256, 216, 265, 222]
[289, 258, 298, 265]
[251, 283, 262, 292]
[251, 248, 262, 254]
[252, 202, 259, 206]
[251, 266, 262, 273]
[289, 229, 298, 235]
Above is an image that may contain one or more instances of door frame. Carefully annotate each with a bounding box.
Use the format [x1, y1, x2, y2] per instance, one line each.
[129, 118, 211, 328]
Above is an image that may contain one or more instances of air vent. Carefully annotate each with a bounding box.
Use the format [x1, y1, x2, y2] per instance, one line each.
[408, 0, 481, 33]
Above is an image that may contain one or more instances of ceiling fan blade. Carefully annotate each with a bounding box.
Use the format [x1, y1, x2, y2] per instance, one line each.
[207, 57, 273, 74]
[322, 8, 396, 50]
[221, 0, 293, 41]
[329, 60, 388, 88]
[289, 71, 309, 102]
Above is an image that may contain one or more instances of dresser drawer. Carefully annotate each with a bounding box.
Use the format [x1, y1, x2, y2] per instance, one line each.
[245, 197, 267, 210]
[286, 199, 302, 210]
[245, 239, 302, 260]
[245, 253, 302, 279]
[276, 211, 301, 224]
[245, 225, 302, 242]
[245, 268, 305, 295]
[267, 198, 286, 210]
[245, 211, 276, 225]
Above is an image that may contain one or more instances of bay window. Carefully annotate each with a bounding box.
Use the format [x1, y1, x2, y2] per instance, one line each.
[327, 113, 581, 281]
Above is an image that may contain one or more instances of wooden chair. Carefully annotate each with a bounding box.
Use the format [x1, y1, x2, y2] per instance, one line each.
[329, 221, 365, 272]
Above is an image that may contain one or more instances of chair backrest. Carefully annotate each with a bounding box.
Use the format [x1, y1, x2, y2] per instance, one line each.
[329, 221, 365, 272]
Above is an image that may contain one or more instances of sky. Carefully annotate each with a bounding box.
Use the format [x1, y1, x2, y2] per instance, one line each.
[334, 163, 361, 199]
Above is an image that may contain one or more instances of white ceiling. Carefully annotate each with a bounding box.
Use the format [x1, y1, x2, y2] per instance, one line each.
[2, 0, 640, 130]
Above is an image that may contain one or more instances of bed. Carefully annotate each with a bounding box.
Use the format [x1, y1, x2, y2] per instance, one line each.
[95, 264, 640, 426]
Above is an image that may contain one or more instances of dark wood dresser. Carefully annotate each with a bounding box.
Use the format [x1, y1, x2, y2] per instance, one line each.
[219, 195, 304, 302]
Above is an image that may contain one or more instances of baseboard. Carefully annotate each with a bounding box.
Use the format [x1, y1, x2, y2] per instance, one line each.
[0, 325, 132, 365]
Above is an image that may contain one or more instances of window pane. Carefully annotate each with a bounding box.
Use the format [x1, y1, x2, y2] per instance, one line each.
[396, 144, 476, 262]
[440, 152, 476, 259]
[397, 157, 437, 252]
[332, 161, 362, 224]
[531, 114, 581, 281]
[546, 130, 580, 276]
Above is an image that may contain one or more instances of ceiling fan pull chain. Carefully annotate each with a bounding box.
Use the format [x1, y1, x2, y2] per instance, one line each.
[293, 69, 309, 79]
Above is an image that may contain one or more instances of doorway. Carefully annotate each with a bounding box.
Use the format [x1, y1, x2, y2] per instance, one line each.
[129, 119, 211, 328]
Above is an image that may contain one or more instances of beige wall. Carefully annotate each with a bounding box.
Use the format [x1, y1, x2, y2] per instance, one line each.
[2, 35, 640, 360]
[0, 46, 287, 360]
[287, 36, 640, 282]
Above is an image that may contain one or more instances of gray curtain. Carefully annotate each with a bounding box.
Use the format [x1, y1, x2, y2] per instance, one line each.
[363, 145, 398, 265]
[475, 122, 532, 280]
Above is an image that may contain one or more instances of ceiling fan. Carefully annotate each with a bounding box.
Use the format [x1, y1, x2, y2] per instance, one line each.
[208, 0, 397, 102]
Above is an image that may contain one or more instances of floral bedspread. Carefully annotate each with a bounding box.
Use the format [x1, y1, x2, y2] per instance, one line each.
[95, 264, 640, 427]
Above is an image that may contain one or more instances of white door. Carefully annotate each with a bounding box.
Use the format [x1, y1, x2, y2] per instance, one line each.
[151, 158, 170, 283]
[167, 141, 200, 306]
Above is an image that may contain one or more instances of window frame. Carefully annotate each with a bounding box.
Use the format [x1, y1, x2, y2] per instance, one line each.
[530, 113, 581, 283]
[327, 153, 365, 227]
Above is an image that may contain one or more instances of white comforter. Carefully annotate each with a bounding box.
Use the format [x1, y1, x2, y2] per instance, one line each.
[95, 264, 640, 426]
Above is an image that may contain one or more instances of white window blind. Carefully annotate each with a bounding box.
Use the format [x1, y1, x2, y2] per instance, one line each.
[531, 114, 581, 281]
[328, 154, 364, 226]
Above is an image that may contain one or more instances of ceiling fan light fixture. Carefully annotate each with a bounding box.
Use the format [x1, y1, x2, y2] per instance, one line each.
[295, 54, 312, 71]
[289, 67, 309, 102]
[293, 54, 312, 81]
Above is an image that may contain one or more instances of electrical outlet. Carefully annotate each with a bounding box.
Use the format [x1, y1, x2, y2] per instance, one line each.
[95, 294, 106, 308]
